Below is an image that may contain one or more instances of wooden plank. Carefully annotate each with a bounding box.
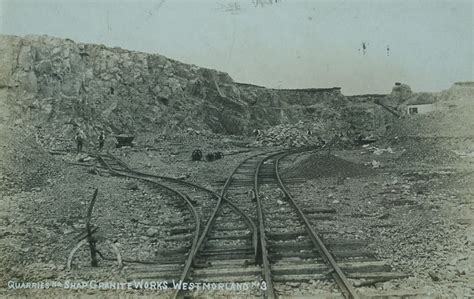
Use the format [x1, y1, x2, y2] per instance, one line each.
[165, 233, 193, 241]
[201, 245, 254, 253]
[271, 260, 392, 276]
[166, 226, 194, 235]
[268, 239, 367, 251]
[198, 252, 254, 260]
[347, 272, 408, 280]
[191, 275, 260, 283]
[273, 271, 406, 282]
[207, 232, 251, 240]
[127, 263, 183, 273]
[156, 247, 190, 255]
[127, 272, 180, 280]
[271, 248, 373, 259]
[193, 266, 261, 278]
[194, 258, 254, 268]
[303, 208, 337, 214]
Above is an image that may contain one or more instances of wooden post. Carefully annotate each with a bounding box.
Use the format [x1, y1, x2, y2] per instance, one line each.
[86, 188, 99, 267]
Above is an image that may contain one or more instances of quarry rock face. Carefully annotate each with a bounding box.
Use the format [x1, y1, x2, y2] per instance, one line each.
[0, 34, 398, 143]
[0, 34, 249, 139]
[237, 83, 356, 138]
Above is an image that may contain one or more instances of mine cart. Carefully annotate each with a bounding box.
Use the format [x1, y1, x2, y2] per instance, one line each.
[354, 134, 377, 145]
[114, 134, 135, 148]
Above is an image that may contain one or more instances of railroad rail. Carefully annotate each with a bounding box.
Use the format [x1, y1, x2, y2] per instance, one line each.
[68, 149, 406, 298]
[85, 152, 260, 296]
[96, 153, 259, 256]
[176, 148, 315, 298]
[258, 151, 359, 298]
[176, 152, 275, 298]
[252, 149, 406, 298]
[96, 155, 201, 279]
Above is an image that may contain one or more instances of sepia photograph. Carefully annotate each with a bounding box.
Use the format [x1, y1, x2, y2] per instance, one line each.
[0, 0, 472, 298]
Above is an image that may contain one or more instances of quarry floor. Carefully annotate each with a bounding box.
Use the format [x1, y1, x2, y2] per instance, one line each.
[0, 133, 473, 298]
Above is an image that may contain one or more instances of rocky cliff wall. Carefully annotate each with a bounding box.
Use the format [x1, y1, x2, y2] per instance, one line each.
[0, 34, 250, 143]
[0, 34, 397, 143]
[237, 83, 351, 134]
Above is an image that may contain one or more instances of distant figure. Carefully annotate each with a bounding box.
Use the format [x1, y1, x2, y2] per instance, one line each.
[98, 131, 105, 151]
[75, 130, 85, 153]
[306, 129, 312, 136]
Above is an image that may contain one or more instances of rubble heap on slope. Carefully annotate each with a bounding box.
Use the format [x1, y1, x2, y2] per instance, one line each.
[252, 121, 326, 148]
[283, 153, 374, 179]
[0, 127, 60, 193]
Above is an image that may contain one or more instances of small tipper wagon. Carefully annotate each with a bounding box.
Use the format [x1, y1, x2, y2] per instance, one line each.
[114, 134, 135, 148]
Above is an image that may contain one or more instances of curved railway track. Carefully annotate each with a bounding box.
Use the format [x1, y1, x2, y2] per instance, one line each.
[175, 148, 319, 298]
[94, 153, 259, 287]
[95, 155, 201, 283]
[69, 148, 405, 298]
[174, 152, 275, 298]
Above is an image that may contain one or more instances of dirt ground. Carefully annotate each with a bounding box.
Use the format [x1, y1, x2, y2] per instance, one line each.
[0, 131, 473, 298]
[279, 147, 473, 298]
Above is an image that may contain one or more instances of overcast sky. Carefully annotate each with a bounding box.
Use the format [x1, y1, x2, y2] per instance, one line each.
[0, 0, 472, 95]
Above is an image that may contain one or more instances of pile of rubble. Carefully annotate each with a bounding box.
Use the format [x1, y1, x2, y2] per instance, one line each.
[252, 122, 325, 148]
[394, 137, 460, 165]
[284, 153, 373, 179]
[0, 127, 60, 193]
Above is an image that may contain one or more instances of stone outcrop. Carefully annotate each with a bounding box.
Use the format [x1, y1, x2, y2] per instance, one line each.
[237, 83, 349, 132]
[0, 34, 249, 142]
[0, 34, 398, 143]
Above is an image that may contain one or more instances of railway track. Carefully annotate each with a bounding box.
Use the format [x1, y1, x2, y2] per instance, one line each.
[253, 150, 406, 298]
[94, 154, 202, 285]
[70, 149, 406, 298]
[256, 151, 359, 298]
[92, 153, 259, 294]
[176, 152, 277, 298]
[174, 148, 324, 298]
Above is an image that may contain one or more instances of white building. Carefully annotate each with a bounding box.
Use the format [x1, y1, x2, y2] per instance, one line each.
[403, 93, 437, 115]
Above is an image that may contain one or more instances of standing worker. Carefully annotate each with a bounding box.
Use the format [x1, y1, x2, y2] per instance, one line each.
[98, 131, 105, 151]
[75, 130, 85, 153]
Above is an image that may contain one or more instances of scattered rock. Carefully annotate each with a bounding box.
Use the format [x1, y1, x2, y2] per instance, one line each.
[286, 282, 300, 288]
[88, 166, 99, 175]
[284, 153, 373, 179]
[252, 121, 329, 148]
[371, 160, 381, 168]
[146, 227, 159, 237]
[428, 271, 440, 281]
[76, 154, 90, 162]
[125, 181, 139, 190]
